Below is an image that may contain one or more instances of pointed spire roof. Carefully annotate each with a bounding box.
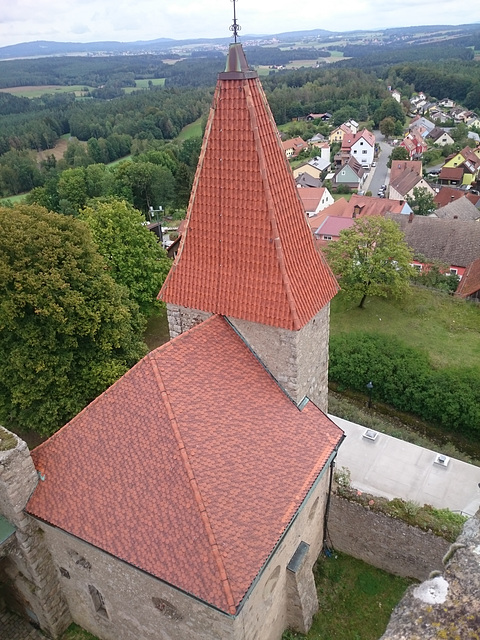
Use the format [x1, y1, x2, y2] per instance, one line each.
[160, 43, 338, 330]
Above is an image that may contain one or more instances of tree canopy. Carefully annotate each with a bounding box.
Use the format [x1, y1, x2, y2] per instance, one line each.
[406, 187, 437, 216]
[0, 204, 147, 435]
[325, 216, 415, 308]
[80, 199, 171, 315]
[388, 146, 410, 167]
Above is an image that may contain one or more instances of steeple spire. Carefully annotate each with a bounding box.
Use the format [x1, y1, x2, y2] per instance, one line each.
[229, 0, 241, 43]
[159, 44, 338, 331]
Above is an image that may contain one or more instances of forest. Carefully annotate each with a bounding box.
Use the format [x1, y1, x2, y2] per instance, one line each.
[1, 33, 480, 203]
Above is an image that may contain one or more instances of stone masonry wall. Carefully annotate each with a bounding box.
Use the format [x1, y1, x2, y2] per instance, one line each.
[234, 469, 330, 640]
[229, 304, 330, 411]
[380, 510, 480, 639]
[328, 495, 450, 581]
[166, 304, 212, 339]
[0, 429, 71, 638]
[41, 523, 235, 640]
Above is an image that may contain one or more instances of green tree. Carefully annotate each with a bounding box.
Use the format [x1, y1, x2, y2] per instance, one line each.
[57, 167, 88, 214]
[388, 146, 409, 167]
[0, 204, 146, 435]
[325, 217, 415, 308]
[406, 187, 436, 216]
[80, 199, 171, 315]
[379, 117, 396, 138]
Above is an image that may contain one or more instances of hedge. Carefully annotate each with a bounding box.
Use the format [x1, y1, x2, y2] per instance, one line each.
[329, 332, 480, 438]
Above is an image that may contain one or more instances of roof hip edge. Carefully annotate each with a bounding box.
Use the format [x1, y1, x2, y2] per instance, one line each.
[149, 357, 236, 614]
[242, 79, 302, 331]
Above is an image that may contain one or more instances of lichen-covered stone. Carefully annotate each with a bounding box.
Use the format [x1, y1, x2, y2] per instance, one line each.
[380, 509, 480, 639]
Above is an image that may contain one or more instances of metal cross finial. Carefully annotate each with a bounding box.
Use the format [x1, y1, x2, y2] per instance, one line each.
[229, 0, 241, 42]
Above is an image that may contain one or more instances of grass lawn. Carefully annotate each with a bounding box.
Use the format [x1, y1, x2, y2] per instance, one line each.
[176, 117, 203, 141]
[144, 306, 170, 351]
[0, 193, 29, 205]
[61, 624, 99, 640]
[284, 552, 413, 640]
[330, 288, 480, 369]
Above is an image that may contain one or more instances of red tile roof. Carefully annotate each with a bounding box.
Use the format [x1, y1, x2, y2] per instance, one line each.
[439, 167, 464, 181]
[26, 315, 343, 614]
[160, 44, 338, 331]
[390, 161, 422, 185]
[456, 257, 480, 297]
[298, 187, 327, 212]
[316, 216, 355, 236]
[434, 187, 480, 208]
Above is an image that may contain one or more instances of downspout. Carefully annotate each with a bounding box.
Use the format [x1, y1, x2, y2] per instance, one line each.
[323, 434, 346, 553]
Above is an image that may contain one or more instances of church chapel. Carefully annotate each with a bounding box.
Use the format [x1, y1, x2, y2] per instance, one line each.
[0, 41, 344, 640]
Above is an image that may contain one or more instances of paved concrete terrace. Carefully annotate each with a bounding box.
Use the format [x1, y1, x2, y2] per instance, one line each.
[330, 415, 480, 517]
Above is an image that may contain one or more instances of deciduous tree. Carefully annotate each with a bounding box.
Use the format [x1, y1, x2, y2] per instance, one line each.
[406, 186, 436, 216]
[325, 217, 415, 308]
[80, 199, 171, 315]
[0, 204, 146, 435]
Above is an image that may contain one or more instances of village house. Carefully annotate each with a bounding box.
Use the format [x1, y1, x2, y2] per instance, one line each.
[314, 216, 355, 242]
[427, 127, 454, 147]
[455, 256, 480, 300]
[386, 213, 480, 279]
[440, 146, 480, 186]
[388, 168, 435, 200]
[292, 152, 330, 181]
[329, 123, 353, 144]
[399, 132, 428, 159]
[282, 136, 308, 158]
[297, 187, 334, 216]
[391, 89, 401, 103]
[332, 156, 366, 190]
[434, 186, 480, 209]
[0, 42, 345, 640]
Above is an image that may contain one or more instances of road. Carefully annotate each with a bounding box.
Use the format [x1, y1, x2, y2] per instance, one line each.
[364, 132, 393, 197]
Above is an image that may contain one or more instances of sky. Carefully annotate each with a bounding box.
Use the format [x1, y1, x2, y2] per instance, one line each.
[1, 0, 479, 48]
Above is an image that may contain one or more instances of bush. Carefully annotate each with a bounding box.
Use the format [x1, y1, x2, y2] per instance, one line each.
[329, 332, 480, 439]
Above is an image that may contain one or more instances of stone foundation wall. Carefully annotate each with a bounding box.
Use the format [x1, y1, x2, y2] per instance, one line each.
[328, 495, 450, 581]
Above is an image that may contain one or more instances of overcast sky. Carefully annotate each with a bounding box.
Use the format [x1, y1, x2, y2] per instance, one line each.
[1, 0, 479, 48]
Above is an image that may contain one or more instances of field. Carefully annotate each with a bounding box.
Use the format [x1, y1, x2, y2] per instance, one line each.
[124, 77, 165, 93]
[330, 288, 480, 369]
[176, 117, 203, 141]
[0, 84, 93, 98]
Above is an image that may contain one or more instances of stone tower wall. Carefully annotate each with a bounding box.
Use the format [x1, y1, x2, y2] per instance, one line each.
[166, 304, 212, 339]
[0, 428, 71, 638]
[229, 304, 331, 412]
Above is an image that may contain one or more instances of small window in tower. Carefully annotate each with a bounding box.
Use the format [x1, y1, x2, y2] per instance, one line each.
[88, 585, 109, 619]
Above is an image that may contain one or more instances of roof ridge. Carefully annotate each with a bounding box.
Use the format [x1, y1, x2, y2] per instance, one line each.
[243, 80, 302, 330]
[149, 356, 236, 615]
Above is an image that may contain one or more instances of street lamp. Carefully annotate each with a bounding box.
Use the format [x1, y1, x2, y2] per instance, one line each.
[366, 381, 373, 409]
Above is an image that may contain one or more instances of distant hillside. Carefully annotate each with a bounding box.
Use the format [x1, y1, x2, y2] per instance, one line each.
[1, 23, 479, 61]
